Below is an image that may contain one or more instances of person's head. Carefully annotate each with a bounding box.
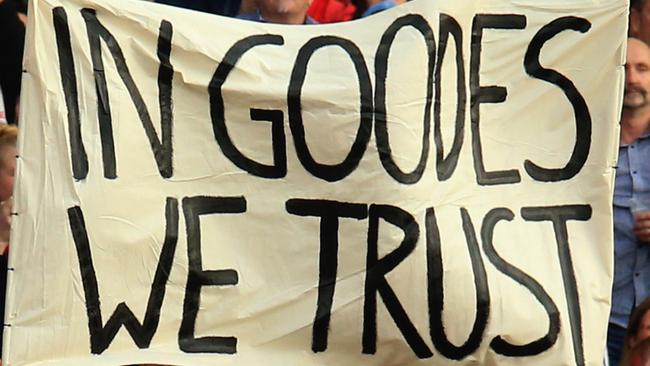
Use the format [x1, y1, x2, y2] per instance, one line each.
[625, 38, 650, 111]
[0, 125, 17, 202]
[632, 0, 650, 45]
[629, 338, 650, 366]
[622, 298, 650, 365]
[255, 0, 313, 24]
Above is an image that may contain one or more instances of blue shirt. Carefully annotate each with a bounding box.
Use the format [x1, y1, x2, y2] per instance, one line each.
[362, 0, 396, 17]
[237, 10, 317, 24]
[611, 134, 650, 327]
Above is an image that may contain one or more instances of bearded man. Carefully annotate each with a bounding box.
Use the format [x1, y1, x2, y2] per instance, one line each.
[608, 37, 650, 365]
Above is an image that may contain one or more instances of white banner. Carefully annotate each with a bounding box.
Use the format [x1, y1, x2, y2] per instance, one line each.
[7, 0, 626, 364]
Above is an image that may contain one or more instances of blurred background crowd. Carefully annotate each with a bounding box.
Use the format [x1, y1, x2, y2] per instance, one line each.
[0, 0, 407, 126]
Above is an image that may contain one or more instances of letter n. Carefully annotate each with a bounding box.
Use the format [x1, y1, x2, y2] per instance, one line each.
[52, 7, 174, 180]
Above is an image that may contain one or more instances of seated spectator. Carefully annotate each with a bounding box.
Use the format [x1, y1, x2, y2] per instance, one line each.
[0, 124, 16, 249]
[631, 0, 650, 44]
[0, 123, 17, 366]
[621, 298, 650, 366]
[238, 0, 316, 24]
[628, 338, 650, 366]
